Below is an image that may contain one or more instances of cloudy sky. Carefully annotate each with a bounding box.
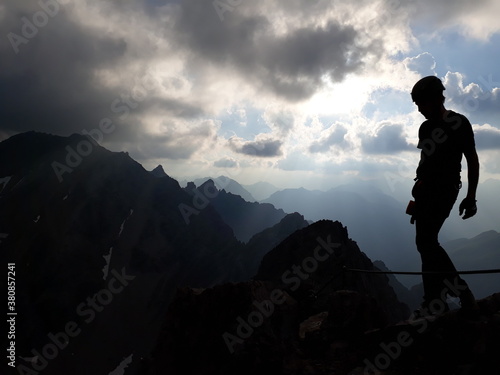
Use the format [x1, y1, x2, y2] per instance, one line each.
[1, 0, 500, 191]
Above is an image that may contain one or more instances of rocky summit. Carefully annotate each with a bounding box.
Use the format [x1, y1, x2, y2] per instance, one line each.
[146, 220, 412, 374]
[145, 211, 500, 374]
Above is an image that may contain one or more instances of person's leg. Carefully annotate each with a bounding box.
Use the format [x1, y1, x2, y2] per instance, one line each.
[415, 213, 454, 308]
[414, 184, 477, 314]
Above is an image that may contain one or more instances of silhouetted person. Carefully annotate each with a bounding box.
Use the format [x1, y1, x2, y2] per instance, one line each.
[410, 76, 479, 316]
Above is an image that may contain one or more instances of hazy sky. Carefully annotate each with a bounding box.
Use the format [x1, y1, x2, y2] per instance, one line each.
[1, 0, 500, 190]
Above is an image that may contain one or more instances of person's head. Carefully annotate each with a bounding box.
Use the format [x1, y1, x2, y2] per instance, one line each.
[411, 76, 446, 119]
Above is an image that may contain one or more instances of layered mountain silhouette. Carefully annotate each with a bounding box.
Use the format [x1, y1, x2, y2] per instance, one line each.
[1, 131, 499, 375]
[443, 230, 500, 299]
[243, 180, 280, 201]
[238, 212, 310, 280]
[440, 178, 500, 241]
[184, 179, 299, 243]
[0, 132, 330, 374]
[262, 183, 419, 276]
[190, 176, 281, 203]
[0, 132, 305, 375]
[1, 133, 219, 374]
[193, 176, 257, 203]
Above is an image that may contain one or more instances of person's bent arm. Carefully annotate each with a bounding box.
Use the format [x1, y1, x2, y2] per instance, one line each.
[464, 148, 479, 199]
[459, 148, 479, 219]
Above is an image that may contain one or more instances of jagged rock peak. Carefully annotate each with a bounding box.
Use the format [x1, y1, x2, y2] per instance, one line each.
[150, 164, 168, 178]
[200, 178, 218, 190]
[255, 219, 410, 324]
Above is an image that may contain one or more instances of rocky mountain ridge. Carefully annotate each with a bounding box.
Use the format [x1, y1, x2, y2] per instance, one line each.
[0, 132, 320, 374]
[1, 131, 499, 375]
[185, 178, 295, 243]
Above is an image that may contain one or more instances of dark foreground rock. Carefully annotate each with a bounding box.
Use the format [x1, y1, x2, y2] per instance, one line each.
[146, 286, 500, 375]
[146, 220, 412, 374]
[145, 220, 500, 375]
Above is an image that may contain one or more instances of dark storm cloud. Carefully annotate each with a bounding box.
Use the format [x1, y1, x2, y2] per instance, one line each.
[0, 1, 128, 139]
[309, 124, 349, 153]
[145, 97, 206, 119]
[214, 158, 238, 168]
[0, 0, 207, 147]
[361, 123, 413, 154]
[124, 120, 217, 160]
[173, 1, 381, 101]
[229, 138, 283, 157]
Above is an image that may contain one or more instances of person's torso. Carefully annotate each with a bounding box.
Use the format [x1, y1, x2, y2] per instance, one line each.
[416, 111, 474, 184]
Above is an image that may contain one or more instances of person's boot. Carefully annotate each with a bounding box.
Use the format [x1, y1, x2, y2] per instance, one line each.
[412, 296, 449, 319]
[458, 289, 480, 319]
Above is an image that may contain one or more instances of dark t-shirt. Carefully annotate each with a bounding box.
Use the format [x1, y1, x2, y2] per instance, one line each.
[416, 110, 475, 184]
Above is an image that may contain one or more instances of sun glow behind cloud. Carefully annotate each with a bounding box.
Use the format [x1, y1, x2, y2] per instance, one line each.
[305, 75, 373, 116]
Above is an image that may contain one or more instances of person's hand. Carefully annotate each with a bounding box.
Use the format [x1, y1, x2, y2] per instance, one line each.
[406, 200, 416, 224]
[459, 197, 477, 219]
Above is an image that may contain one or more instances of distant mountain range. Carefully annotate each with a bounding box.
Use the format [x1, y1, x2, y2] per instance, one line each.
[433, 178, 500, 242]
[185, 179, 293, 243]
[443, 230, 500, 299]
[192, 176, 258, 203]
[188, 175, 281, 202]
[179, 174, 500, 257]
[242, 180, 280, 201]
